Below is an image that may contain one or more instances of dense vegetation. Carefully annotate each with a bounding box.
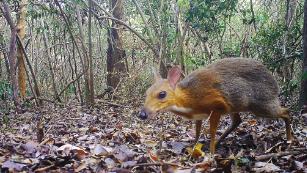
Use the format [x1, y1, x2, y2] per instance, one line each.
[0, 0, 306, 109]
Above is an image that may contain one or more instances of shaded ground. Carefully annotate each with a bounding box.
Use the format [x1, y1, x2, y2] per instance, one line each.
[0, 100, 306, 172]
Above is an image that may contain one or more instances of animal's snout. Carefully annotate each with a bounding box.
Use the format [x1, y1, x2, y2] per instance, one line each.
[139, 108, 148, 120]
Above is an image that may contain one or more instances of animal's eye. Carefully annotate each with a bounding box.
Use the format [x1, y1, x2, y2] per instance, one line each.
[158, 91, 167, 99]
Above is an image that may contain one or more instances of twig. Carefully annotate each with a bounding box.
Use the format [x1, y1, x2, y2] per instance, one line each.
[53, 71, 85, 102]
[54, 0, 87, 74]
[97, 16, 158, 57]
[96, 100, 129, 108]
[131, 0, 154, 42]
[83, 0, 158, 57]
[90, 0, 112, 16]
[39, 138, 52, 146]
[133, 162, 182, 168]
[255, 151, 301, 161]
[265, 141, 283, 153]
[34, 164, 55, 172]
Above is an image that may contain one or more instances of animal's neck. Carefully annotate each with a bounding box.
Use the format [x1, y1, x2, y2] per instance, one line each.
[168, 87, 193, 116]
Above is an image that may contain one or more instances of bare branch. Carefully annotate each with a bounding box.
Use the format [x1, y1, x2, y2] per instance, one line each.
[88, 0, 158, 57]
[97, 15, 158, 57]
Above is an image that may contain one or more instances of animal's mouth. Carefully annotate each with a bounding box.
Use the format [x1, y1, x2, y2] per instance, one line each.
[139, 107, 156, 120]
[139, 106, 171, 120]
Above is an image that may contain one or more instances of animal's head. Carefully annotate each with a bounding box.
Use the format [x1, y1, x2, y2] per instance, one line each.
[139, 66, 182, 120]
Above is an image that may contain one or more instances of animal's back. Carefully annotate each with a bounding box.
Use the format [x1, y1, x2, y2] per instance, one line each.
[179, 58, 280, 113]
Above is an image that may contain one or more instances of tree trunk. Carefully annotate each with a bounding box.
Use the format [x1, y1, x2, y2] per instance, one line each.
[1, 1, 20, 109]
[282, 0, 298, 91]
[72, 43, 83, 103]
[285, 0, 298, 28]
[16, 0, 28, 99]
[158, 31, 168, 78]
[0, 33, 10, 81]
[175, 5, 188, 72]
[250, 0, 256, 31]
[300, 0, 307, 109]
[88, 0, 95, 104]
[0, 53, 2, 78]
[66, 31, 78, 100]
[107, 0, 126, 90]
[16, 35, 42, 106]
[76, 6, 93, 106]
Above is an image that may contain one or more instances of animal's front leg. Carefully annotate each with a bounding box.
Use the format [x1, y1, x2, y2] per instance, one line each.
[209, 113, 221, 154]
[195, 120, 202, 142]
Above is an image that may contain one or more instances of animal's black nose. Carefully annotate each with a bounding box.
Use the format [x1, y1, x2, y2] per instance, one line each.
[139, 109, 148, 120]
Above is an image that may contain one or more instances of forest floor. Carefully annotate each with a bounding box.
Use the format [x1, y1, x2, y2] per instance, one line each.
[0, 99, 306, 173]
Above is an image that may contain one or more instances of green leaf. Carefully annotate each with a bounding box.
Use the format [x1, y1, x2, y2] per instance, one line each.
[178, 0, 190, 10]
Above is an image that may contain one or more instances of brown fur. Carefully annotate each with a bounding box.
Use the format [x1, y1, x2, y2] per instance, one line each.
[142, 58, 294, 154]
[177, 58, 280, 115]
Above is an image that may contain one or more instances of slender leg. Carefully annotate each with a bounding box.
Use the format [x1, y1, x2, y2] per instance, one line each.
[256, 107, 294, 141]
[216, 113, 242, 145]
[195, 120, 202, 142]
[209, 113, 221, 154]
[283, 117, 293, 141]
[279, 108, 294, 141]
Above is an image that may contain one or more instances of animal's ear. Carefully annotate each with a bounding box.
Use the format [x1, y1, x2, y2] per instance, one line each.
[152, 67, 162, 82]
[167, 66, 181, 89]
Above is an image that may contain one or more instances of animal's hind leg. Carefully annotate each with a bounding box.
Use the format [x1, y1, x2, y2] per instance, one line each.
[278, 108, 294, 141]
[252, 100, 294, 141]
[216, 113, 242, 146]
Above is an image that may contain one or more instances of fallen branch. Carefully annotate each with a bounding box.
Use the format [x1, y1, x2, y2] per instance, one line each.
[133, 162, 182, 168]
[39, 138, 53, 146]
[96, 100, 130, 108]
[34, 164, 55, 172]
[255, 151, 301, 161]
[265, 142, 283, 153]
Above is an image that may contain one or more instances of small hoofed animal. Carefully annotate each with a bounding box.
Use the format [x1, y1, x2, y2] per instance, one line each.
[139, 58, 293, 154]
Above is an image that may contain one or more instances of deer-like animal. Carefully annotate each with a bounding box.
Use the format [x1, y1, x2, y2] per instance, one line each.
[139, 58, 293, 154]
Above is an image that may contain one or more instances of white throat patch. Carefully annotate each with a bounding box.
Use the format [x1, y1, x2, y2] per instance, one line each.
[167, 105, 192, 114]
[191, 114, 210, 120]
[167, 105, 210, 120]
